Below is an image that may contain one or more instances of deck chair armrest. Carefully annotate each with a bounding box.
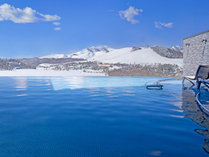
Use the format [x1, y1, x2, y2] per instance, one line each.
[183, 76, 196, 85]
[183, 76, 196, 80]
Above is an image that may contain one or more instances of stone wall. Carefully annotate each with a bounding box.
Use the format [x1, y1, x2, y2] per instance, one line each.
[183, 30, 209, 76]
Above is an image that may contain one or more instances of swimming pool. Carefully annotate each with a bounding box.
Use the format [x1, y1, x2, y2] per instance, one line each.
[0, 77, 208, 156]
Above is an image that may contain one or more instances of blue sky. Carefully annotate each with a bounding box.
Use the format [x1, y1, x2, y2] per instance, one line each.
[0, 0, 208, 58]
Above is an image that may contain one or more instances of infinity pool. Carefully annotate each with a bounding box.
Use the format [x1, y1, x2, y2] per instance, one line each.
[0, 77, 208, 156]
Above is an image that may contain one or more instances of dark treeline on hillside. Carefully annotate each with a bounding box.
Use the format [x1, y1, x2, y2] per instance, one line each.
[0, 58, 84, 70]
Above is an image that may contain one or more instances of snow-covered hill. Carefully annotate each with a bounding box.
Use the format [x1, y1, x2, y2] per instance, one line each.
[40, 46, 114, 59]
[40, 46, 183, 67]
[69, 46, 183, 67]
[68, 46, 114, 59]
[170, 46, 183, 53]
[40, 54, 68, 59]
[152, 46, 183, 58]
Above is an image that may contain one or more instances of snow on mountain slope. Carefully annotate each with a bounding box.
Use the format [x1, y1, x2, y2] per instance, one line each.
[40, 54, 67, 59]
[170, 46, 183, 53]
[152, 46, 183, 58]
[70, 47, 183, 67]
[40, 46, 183, 67]
[68, 46, 114, 59]
[39, 46, 113, 59]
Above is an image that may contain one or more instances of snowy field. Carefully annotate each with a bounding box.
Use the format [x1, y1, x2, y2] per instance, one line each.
[0, 69, 106, 76]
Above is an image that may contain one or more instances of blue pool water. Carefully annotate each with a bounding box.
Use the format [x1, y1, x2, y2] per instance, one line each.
[0, 77, 208, 157]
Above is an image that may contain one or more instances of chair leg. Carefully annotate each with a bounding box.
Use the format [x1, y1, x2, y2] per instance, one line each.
[182, 77, 185, 84]
[197, 81, 201, 89]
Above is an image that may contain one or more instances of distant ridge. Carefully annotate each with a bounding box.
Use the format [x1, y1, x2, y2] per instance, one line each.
[152, 46, 183, 58]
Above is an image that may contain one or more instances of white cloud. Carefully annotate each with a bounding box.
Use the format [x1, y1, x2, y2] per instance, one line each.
[53, 22, 61, 31]
[155, 22, 174, 29]
[0, 3, 61, 23]
[119, 6, 143, 24]
[53, 22, 60, 26]
[54, 27, 61, 31]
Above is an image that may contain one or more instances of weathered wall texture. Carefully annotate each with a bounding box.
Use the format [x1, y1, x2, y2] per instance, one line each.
[183, 30, 209, 76]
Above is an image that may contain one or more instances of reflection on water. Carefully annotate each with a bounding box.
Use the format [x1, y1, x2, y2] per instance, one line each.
[49, 76, 209, 155]
[10, 77, 209, 154]
[182, 88, 209, 153]
[50, 77, 164, 90]
[14, 77, 27, 91]
[43, 76, 209, 154]
[50, 77, 84, 90]
[1, 77, 209, 156]
[14, 77, 28, 96]
[149, 150, 162, 156]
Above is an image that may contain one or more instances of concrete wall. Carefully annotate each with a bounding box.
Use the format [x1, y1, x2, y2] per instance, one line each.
[183, 30, 209, 76]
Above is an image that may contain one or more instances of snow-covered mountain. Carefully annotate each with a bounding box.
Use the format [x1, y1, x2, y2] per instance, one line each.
[170, 46, 183, 53]
[69, 46, 183, 66]
[152, 46, 183, 58]
[40, 54, 68, 59]
[40, 46, 183, 67]
[40, 46, 114, 59]
[68, 46, 114, 59]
